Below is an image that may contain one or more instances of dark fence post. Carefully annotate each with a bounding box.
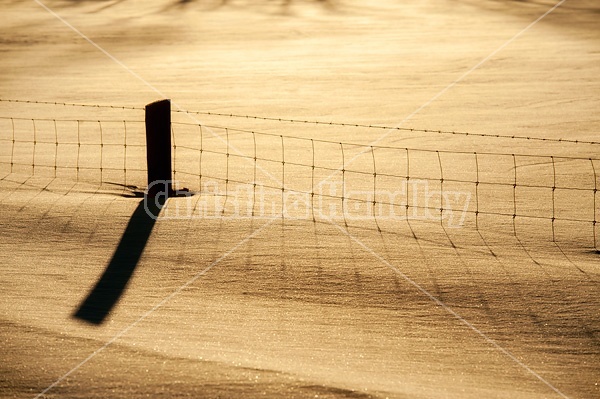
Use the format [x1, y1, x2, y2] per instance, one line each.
[145, 99, 172, 197]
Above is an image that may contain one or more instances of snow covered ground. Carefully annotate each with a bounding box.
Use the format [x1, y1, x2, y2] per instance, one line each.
[1, 1, 599, 398]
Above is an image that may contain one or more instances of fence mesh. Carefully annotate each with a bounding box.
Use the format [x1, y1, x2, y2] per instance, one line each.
[0, 101, 597, 250]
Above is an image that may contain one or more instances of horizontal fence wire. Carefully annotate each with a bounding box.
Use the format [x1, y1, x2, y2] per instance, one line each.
[172, 111, 600, 146]
[0, 98, 142, 111]
[170, 121, 599, 249]
[2, 98, 598, 145]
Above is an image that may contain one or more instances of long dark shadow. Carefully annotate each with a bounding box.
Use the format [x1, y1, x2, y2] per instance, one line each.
[74, 197, 163, 324]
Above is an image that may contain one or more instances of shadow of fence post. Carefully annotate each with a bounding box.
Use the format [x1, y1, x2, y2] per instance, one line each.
[73, 198, 163, 324]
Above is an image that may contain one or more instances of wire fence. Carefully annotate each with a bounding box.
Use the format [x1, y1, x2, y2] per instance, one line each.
[0, 102, 598, 249]
[169, 121, 598, 248]
[0, 116, 147, 190]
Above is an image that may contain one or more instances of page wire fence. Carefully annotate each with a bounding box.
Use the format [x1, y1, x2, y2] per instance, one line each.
[0, 100, 597, 250]
[0, 116, 147, 190]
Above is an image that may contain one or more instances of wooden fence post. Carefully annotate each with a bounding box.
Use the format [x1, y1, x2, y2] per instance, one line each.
[145, 99, 172, 197]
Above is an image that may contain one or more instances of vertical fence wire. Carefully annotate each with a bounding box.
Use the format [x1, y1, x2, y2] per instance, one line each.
[512, 154, 518, 237]
[221, 128, 230, 215]
[340, 142, 347, 228]
[252, 131, 257, 217]
[123, 120, 128, 188]
[198, 124, 203, 192]
[474, 152, 480, 230]
[32, 119, 37, 176]
[281, 135, 285, 219]
[76, 120, 81, 181]
[592, 158, 598, 250]
[53, 120, 58, 179]
[437, 151, 444, 226]
[172, 124, 177, 186]
[10, 118, 15, 174]
[551, 156, 556, 242]
[311, 139, 316, 222]
[98, 121, 104, 184]
[405, 148, 411, 224]
[371, 146, 381, 232]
